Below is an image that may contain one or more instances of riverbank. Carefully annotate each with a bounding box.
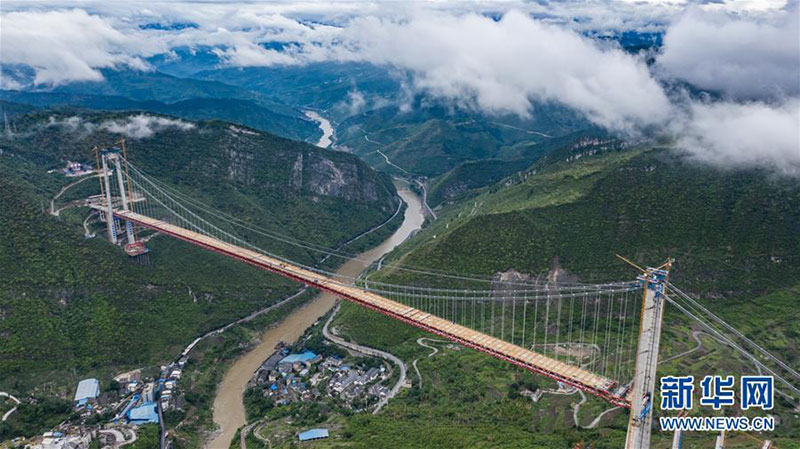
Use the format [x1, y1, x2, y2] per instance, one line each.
[205, 184, 425, 449]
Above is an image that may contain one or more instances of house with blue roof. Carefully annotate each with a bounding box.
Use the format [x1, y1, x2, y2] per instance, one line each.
[278, 351, 317, 365]
[128, 402, 159, 425]
[298, 428, 329, 441]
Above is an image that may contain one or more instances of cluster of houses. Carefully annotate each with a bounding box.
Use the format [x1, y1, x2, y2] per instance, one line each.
[328, 365, 386, 400]
[253, 348, 321, 404]
[29, 431, 92, 449]
[29, 355, 187, 446]
[110, 369, 160, 426]
[111, 362, 184, 427]
[251, 345, 391, 409]
[158, 361, 184, 412]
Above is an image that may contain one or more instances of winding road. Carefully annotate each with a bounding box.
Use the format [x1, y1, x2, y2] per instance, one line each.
[571, 389, 621, 429]
[413, 179, 437, 220]
[660, 331, 705, 365]
[50, 173, 100, 216]
[99, 428, 137, 447]
[0, 392, 20, 422]
[412, 338, 449, 389]
[570, 330, 709, 429]
[376, 148, 411, 175]
[322, 303, 407, 414]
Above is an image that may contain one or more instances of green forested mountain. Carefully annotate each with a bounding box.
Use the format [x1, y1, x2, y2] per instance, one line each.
[380, 142, 800, 295]
[195, 62, 402, 119]
[48, 69, 290, 111]
[195, 63, 593, 177]
[321, 141, 800, 448]
[0, 92, 319, 143]
[426, 158, 534, 207]
[3, 68, 323, 141]
[425, 130, 620, 207]
[0, 107, 398, 390]
[337, 101, 590, 177]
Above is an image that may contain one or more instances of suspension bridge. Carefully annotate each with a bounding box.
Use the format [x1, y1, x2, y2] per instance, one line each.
[89, 145, 798, 448]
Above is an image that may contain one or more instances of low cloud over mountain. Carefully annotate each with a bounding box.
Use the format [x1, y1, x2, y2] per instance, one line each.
[45, 114, 195, 139]
[1, 0, 797, 174]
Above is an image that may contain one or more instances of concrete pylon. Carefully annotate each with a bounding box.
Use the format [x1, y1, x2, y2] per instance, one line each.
[111, 153, 135, 244]
[100, 152, 117, 244]
[625, 260, 672, 449]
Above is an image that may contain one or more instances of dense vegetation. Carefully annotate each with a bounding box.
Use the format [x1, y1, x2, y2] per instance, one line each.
[318, 142, 800, 448]
[337, 100, 589, 176]
[127, 424, 160, 449]
[3, 69, 321, 141]
[0, 106, 399, 409]
[0, 92, 318, 143]
[195, 62, 594, 177]
[379, 144, 800, 296]
[427, 158, 534, 207]
[0, 397, 72, 439]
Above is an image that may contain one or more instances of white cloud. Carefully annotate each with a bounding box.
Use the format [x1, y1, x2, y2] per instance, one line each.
[2, 2, 798, 175]
[328, 11, 673, 131]
[341, 90, 367, 116]
[47, 114, 195, 139]
[100, 114, 195, 139]
[0, 9, 160, 86]
[676, 99, 800, 176]
[211, 41, 299, 67]
[46, 116, 87, 132]
[1, 6, 675, 132]
[658, 8, 800, 100]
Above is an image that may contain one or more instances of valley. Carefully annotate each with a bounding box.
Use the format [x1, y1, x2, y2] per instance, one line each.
[1, 4, 798, 448]
[206, 184, 424, 448]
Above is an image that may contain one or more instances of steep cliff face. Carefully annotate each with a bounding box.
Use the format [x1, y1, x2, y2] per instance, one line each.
[202, 121, 394, 206]
[303, 152, 380, 202]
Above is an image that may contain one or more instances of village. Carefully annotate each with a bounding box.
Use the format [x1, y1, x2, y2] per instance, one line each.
[249, 341, 392, 412]
[11, 356, 188, 448]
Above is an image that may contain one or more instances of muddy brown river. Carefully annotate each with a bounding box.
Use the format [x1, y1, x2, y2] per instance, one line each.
[205, 184, 424, 448]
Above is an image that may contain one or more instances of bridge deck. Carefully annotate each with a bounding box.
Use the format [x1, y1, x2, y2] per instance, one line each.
[116, 210, 630, 408]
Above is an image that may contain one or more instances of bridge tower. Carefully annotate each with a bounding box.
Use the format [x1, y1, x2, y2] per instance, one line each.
[625, 259, 673, 449]
[98, 147, 119, 244]
[98, 142, 148, 256]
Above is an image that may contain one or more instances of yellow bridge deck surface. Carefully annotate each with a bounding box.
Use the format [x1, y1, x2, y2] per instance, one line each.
[117, 210, 617, 393]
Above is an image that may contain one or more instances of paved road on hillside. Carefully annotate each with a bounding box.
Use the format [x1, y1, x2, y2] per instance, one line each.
[0, 392, 20, 422]
[322, 303, 407, 414]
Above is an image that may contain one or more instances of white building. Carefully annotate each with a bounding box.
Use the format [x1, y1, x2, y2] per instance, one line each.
[74, 379, 100, 406]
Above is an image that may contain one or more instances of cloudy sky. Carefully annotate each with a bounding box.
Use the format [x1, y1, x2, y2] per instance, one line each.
[1, 0, 798, 174]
